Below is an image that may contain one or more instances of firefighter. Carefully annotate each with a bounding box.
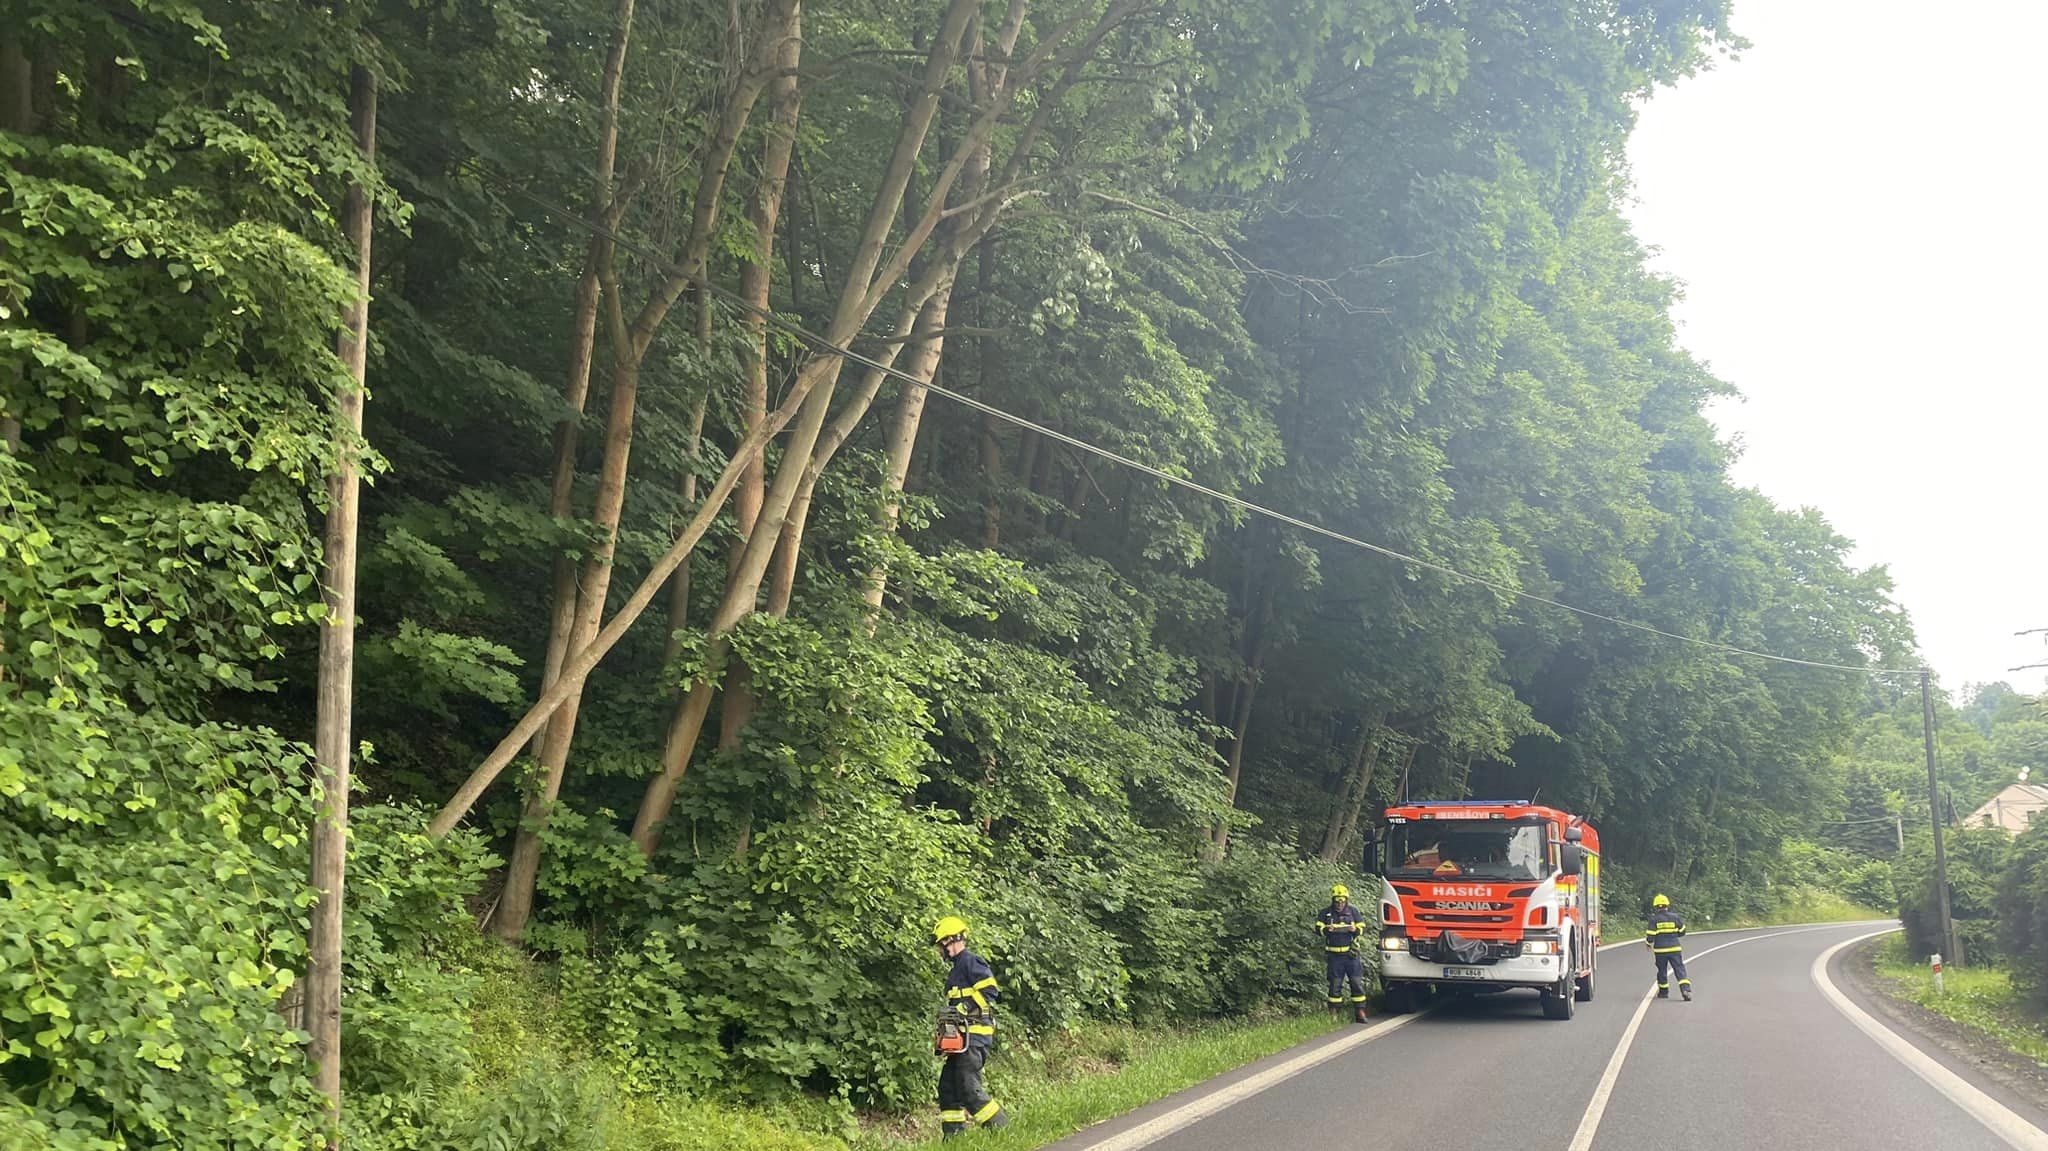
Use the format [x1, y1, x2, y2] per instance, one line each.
[932, 916, 1009, 1138]
[1644, 893, 1693, 1001]
[1316, 883, 1371, 1022]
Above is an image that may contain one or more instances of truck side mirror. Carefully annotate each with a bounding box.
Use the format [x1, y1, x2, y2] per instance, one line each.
[1565, 825, 1583, 843]
[1559, 844, 1585, 876]
[1362, 832, 1382, 877]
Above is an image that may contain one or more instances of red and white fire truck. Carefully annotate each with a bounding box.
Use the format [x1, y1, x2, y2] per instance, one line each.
[1369, 800, 1601, 1020]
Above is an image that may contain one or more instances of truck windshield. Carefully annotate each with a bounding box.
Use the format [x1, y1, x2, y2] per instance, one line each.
[1385, 821, 1550, 881]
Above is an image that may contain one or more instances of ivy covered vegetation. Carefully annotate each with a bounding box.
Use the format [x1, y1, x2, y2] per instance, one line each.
[0, 0, 1980, 1147]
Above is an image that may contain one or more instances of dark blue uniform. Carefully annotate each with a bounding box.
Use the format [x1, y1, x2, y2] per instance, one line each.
[1317, 901, 1370, 1009]
[1645, 907, 1691, 997]
[939, 948, 1006, 1135]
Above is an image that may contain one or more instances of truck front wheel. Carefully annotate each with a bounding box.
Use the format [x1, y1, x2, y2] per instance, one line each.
[1541, 976, 1576, 1020]
[1382, 983, 1419, 1015]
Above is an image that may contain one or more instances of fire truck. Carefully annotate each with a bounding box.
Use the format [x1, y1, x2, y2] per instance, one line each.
[1368, 800, 1600, 1020]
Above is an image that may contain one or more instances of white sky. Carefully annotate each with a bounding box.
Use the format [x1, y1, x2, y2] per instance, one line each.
[1623, 0, 2048, 695]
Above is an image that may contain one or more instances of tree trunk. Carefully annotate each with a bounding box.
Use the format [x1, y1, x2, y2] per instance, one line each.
[0, 28, 33, 452]
[732, 0, 799, 554]
[1321, 723, 1385, 862]
[533, 0, 637, 756]
[493, 0, 793, 932]
[1209, 669, 1259, 855]
[494, 300, 644, 938]
[1211, 581, 1273, 854]
[710, 0, 800, 771]
[306, 64, 375, 1140]
[975, 233, 1001, 548]
[861, 292, 952, 614]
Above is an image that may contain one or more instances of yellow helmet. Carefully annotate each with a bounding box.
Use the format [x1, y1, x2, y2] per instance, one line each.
[933, 916, 970, 943]
[1652, 893, 1670, 908]
[1332, 884, 1350, 900]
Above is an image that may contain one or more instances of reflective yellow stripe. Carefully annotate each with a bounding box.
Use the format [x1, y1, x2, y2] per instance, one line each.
[940, 1109, 969, 1123]
[968, 989, 989, 1011]
[974, 1101, 1003, 1124]
[1326, 946, 1352, 953]
[1653, 945, 1683, 953]
[973, 977, 999, 991]
[967, 1024, 995, 1035]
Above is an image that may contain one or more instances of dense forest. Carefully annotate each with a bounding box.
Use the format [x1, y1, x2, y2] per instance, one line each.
[2, 0, 1999, 1146]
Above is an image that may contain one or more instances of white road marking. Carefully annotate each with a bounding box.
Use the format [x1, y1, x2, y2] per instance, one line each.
[1567, 982, 1657, 1151]
[1565, 925, 1846, 1151]
[1064, 1011, 1433, 1151]
[1812, 927, 2048, 1151]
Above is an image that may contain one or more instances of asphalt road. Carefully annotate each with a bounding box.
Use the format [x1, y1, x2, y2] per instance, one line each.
[1046, 922, 2048, 1151]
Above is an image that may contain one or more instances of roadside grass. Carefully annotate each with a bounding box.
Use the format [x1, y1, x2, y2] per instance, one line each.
[851, 1011, 1346, 1149]
[1718, 889, 1889, 929]
[455, 950, 1344, 1150]
[1873, 935, 2048, 1066]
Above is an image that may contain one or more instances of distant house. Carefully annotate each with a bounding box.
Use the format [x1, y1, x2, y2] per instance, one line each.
[1966, 782, 2048, 833]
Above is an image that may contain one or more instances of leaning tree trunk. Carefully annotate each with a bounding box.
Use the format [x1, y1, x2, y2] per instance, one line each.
[306, 63, 376, 1141]
[491, 0, 784, 936]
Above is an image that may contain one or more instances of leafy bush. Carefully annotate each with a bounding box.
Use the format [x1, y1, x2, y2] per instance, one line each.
[1997, 822, 2048, 1007]
[1896, 826, 2013, 962]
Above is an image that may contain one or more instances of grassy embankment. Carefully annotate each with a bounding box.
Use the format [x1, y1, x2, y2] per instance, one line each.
[456, 957, 1345, 1151]
[1718, 889, 1890, 929]
[1872, 935, 2048, 1065]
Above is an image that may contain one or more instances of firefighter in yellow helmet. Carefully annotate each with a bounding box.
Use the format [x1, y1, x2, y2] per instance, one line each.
[931, 916, 1008, 1137]
[1316, 883, 1370, 1022]
[1644, 894, 1692, 1001]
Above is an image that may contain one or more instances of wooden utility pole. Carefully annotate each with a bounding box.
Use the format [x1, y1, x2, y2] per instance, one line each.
[1921, 668, 1956, 966]
[307, 63, 377, 1140]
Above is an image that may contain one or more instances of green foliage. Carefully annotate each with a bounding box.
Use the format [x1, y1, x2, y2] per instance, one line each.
[1896, 826, 2014, 963]
[0, 695, 324, 1151]
[1997, 822, 2048, 1008]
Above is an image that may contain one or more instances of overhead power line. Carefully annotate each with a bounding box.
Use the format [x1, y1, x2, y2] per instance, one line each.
[486, 178, 1927, 679]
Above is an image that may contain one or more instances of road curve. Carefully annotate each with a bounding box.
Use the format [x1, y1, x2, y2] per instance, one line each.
[1044, 922, 2048, 1151]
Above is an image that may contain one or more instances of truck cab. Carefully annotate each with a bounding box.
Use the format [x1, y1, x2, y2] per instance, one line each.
[1369, 800, 1600, 1020]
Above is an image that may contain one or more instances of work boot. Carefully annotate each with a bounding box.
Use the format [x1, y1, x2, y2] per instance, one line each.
[1681, 985, 1693, 1002]
[1656, 987, 1669, 999]
[1354, 1007, 1371, 1024]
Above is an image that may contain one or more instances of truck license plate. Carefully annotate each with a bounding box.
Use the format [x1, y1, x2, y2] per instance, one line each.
[1440, 966, 1488, 980]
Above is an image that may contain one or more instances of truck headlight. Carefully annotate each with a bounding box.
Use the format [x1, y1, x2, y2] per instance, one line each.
[1380, 935, 1408, 952]
[1521, 940, 1560, 956]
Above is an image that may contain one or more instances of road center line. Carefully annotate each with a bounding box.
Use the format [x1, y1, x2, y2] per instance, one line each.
[1812, 927, 2048, 1151]
[1566, 925, 1841, 1151]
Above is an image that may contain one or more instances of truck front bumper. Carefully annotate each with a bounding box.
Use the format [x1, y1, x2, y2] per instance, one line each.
[1380, 948, 1565, 988]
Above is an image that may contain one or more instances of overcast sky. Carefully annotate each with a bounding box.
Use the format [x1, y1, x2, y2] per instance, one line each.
[1623, 1, 2048, 696]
